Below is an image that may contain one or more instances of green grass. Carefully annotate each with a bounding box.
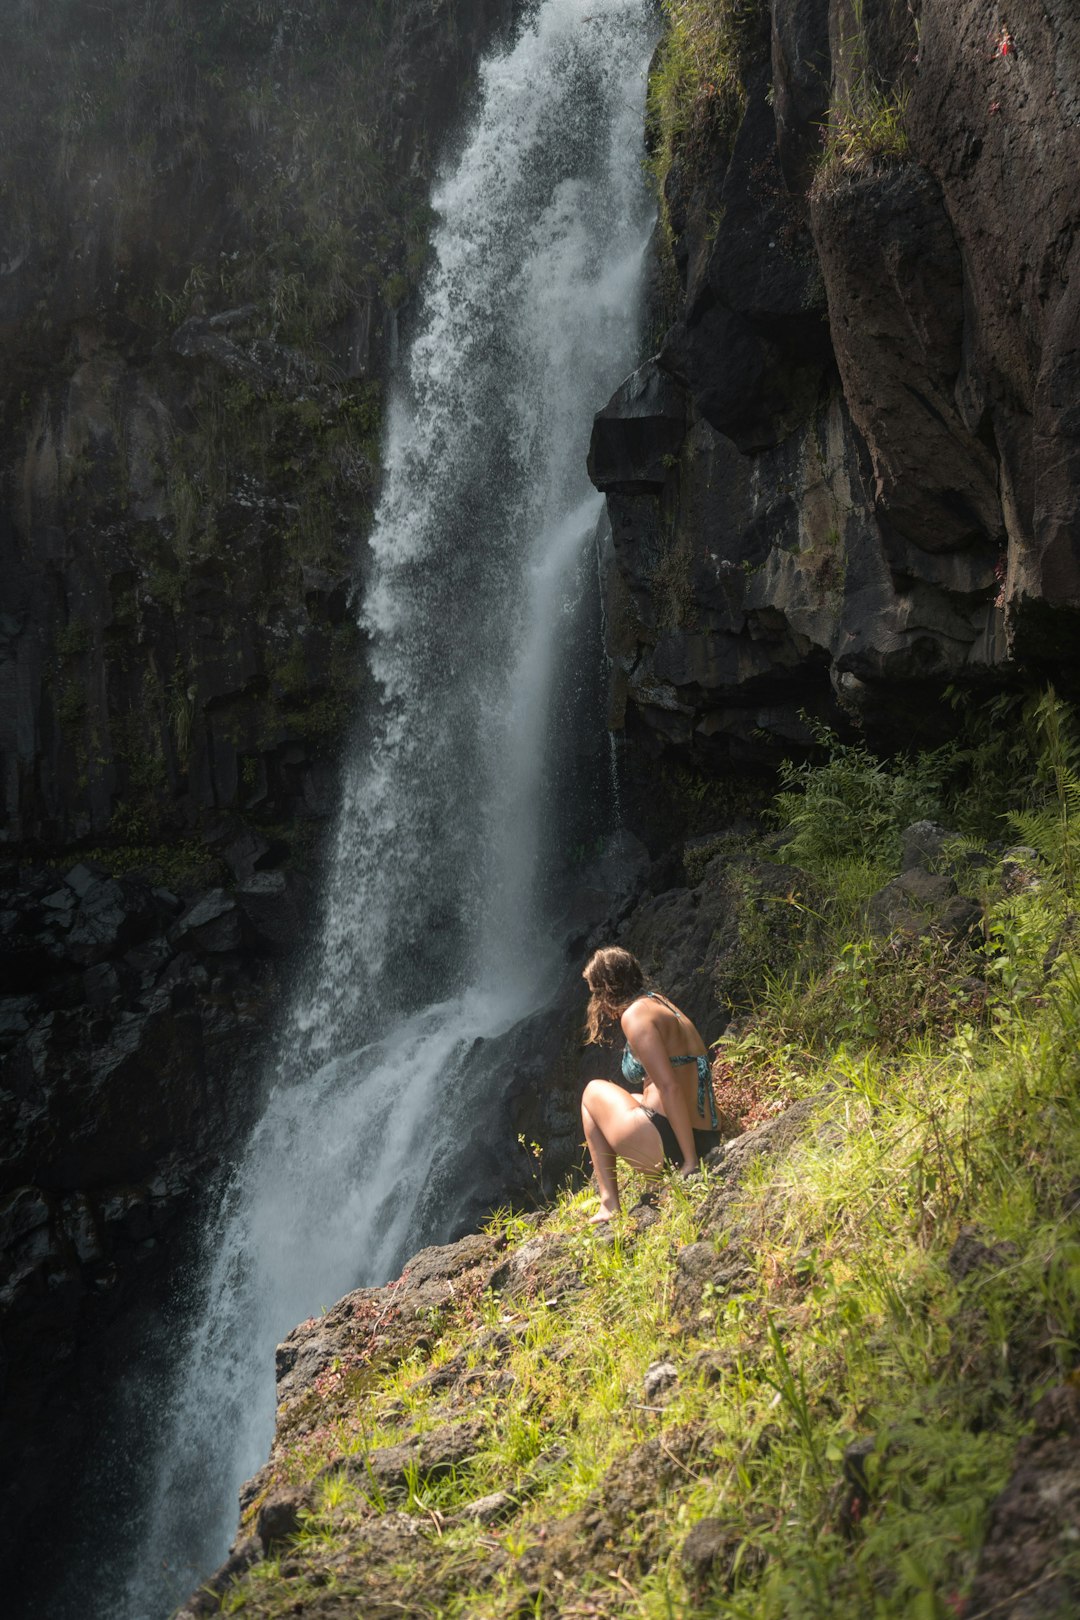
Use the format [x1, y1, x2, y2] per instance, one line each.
[646, 0, 767, 206]
[813, 84, 910, 188]
[811, 0, 914, 191]
[200, 696, 1080, 1617]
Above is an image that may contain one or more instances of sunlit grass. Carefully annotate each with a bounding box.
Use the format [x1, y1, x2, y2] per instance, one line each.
[216, 697, 1080, 1618]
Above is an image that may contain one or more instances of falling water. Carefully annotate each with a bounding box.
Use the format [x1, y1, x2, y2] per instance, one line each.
[98, 2, 655, 1613]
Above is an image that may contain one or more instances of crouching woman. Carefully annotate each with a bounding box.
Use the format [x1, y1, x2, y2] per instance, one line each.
[580, 946, 722, 1224]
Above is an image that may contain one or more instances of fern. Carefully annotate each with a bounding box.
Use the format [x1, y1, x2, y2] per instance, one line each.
[1005, 689, 1080, 892]
[774, 718, 952, 872]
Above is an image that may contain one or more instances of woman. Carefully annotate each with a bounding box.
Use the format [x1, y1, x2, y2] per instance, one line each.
[580, 946, 722, 1224]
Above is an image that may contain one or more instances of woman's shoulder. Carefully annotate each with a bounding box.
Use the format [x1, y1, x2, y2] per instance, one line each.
[620, 993, 666, 1034]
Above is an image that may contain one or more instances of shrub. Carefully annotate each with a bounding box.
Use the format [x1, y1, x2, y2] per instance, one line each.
[773, 718, 952, 874]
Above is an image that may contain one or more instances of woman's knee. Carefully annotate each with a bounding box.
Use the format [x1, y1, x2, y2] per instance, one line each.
[582, 1078, 608, 1114]
[582, 1079, 627, 1125]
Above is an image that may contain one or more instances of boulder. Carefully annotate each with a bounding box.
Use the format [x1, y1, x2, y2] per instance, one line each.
[66, 878, 153, 967]
[256, 1486, 315, 1550]
[672, 1242, 751, 1321]
[64, 863, 106, 898]
[0, 1187, 55, 1303]
[965, 1383, 1080, 1619]
[866, 868, 956, 938]
[900, 820, 954, 873]
[489, 1234, 575, 1301]
[619, 854, 820, 1036]
[681, 1515, 761, 1595]
[323, 1420, 486, 1495]
[587, 363, 686, 494]
[172, 889, 243, 955]
[642, 1359, 679, 1401]
[866, 868, 980, 943]
[237, 871, 310, 954]
[220, 825, 273, 883]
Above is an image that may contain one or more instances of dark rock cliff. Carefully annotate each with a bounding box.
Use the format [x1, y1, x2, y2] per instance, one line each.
[0, 0, 517, 1601]
[1, 0, 514, 848]
[591, 0, 1080, 839]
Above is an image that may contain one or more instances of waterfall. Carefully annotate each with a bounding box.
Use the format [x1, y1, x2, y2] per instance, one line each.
[101, 2, 656, 1613]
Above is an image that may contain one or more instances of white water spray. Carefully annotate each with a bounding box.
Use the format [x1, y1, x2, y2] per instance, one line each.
[111, 3, 656, 1612]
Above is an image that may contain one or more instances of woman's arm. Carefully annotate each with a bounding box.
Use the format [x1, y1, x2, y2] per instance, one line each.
[621, 1007, 699, 1173]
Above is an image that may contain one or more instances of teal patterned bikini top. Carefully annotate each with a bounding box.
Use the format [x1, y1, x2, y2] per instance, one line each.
[621, 994, 719, 1129]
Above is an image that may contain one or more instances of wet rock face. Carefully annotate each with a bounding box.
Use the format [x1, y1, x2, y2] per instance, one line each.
[593, 0, 1080, 778]
[0, 852, 313, 1598]
[908, 1, 1080, 650]
[0, 0, 517, 848]
[811, 164, 1003, 556]
[0, 299, 403, 847]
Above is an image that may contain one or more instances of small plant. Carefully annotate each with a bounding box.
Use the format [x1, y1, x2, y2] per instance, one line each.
[762, 1314, 826, 1484]
[773, 716, 952, 875]
[833, 938, 880, 1044]
[646, 0, 767, 202]
[812, 0, 914, 189]
[169, 679, 196, 770]
[815, 83, 910, 183]
[516, 1134, 547, 1200]
[1005, 687, 1080, 888]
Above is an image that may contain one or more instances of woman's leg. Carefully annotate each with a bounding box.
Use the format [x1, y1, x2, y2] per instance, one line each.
[581, 1080, 664, 1223]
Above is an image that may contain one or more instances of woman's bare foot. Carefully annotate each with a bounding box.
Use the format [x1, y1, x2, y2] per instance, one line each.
[589, 1201, 620, 1225]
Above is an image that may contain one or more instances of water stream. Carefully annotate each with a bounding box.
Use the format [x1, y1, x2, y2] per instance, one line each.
[107, 3, 655, 1611]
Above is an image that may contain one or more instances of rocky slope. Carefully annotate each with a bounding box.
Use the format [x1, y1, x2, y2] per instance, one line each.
[590, 0, 1080, 838]
[150, 3, 1080, 1608]
[170, 785, 1080, 1617]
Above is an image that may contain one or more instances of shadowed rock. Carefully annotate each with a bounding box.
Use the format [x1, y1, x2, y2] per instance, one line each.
[965, 1383, 1080, 1619]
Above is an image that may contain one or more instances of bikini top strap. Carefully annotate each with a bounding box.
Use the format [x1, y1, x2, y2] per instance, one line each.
[624, 992, 662, 1015]
[644, 990, 683, 1019]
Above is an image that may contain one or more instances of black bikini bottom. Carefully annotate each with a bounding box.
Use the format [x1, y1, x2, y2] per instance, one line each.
[639, 1106, 722, 1167]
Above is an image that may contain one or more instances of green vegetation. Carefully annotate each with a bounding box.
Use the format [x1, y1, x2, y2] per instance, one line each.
[644, 0, 767, 323]
[773, 718, 954, 878]
[207, 694, 1080, 1618]
[652, 517, 698, 632]
[813, 0, 913, 190]
[814, 82, 909, 187]
[646, 0, 766, 200]
[79, 836, 226, 892]
[646, 0, 912, 200]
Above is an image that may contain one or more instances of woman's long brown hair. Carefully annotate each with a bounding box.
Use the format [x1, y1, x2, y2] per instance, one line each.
[582, 945, 647, 1044]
